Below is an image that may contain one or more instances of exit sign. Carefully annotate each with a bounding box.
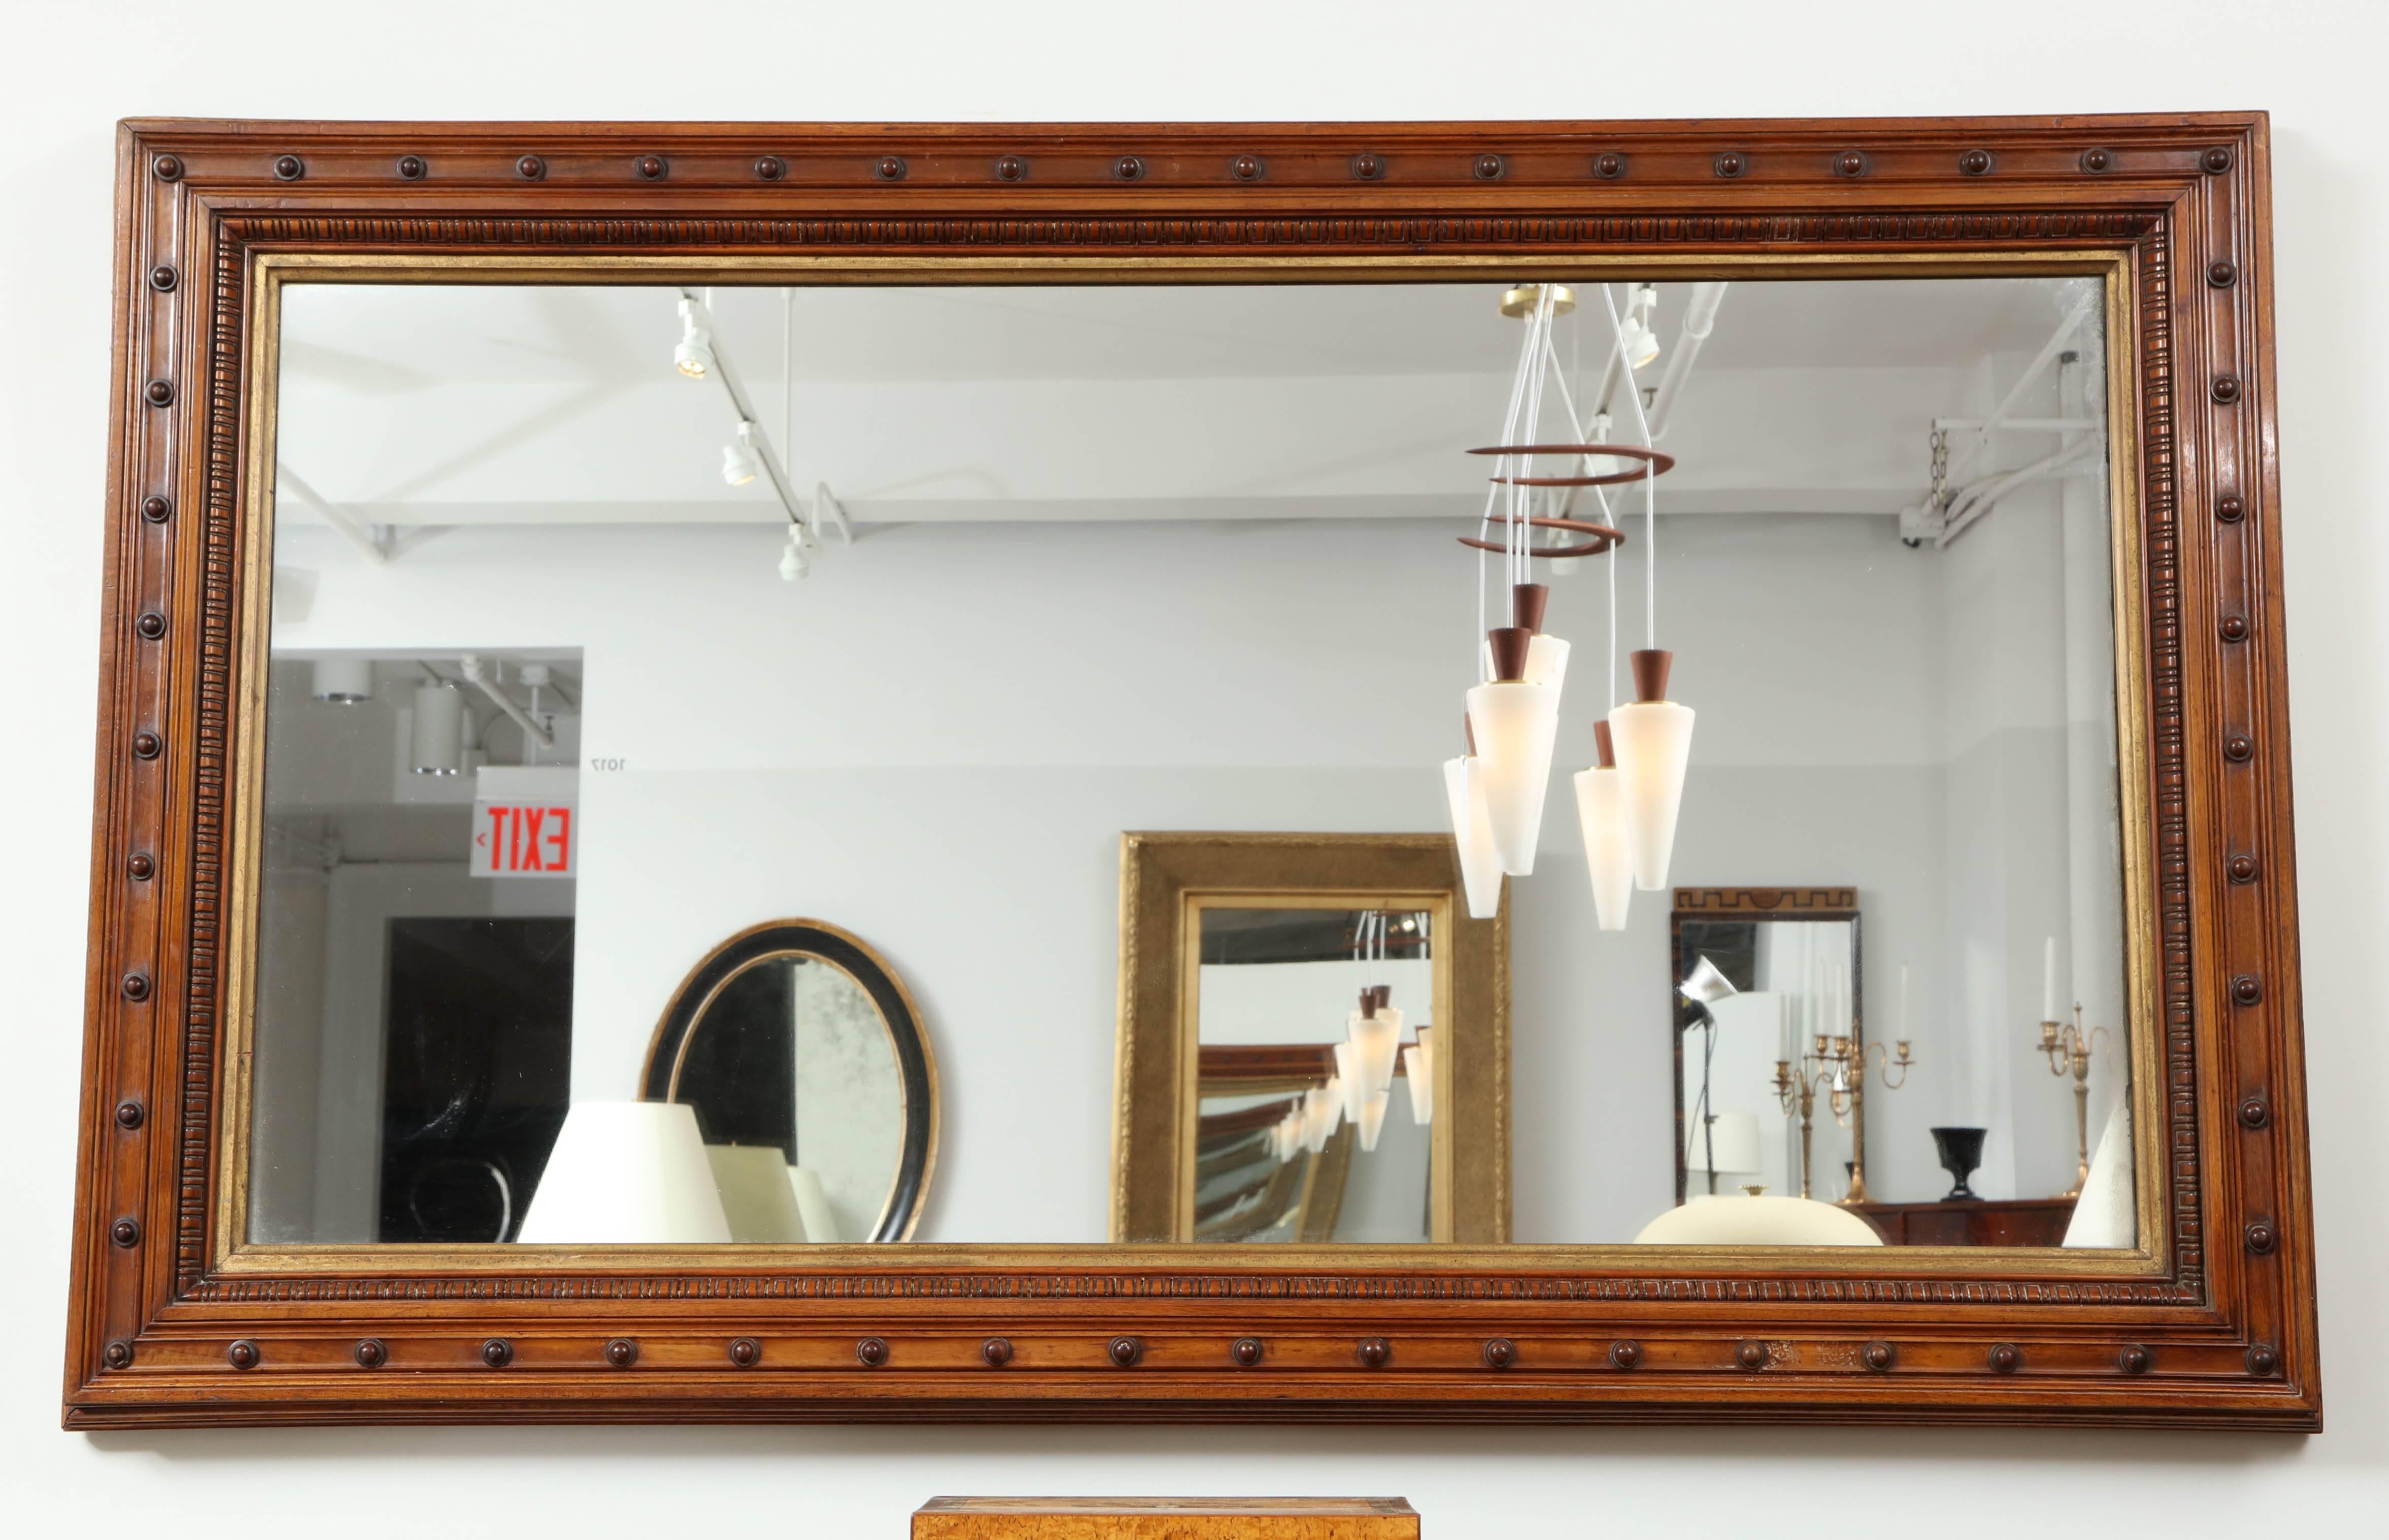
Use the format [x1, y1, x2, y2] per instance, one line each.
[471, 766, 579, 879]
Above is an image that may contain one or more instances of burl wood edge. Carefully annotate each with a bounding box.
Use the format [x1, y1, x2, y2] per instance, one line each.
[64, 113, 2315, 1429]
[914, 1496, 1420, 1540]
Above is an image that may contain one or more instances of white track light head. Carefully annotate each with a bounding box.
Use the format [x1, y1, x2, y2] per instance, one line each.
[722, 422, 760, 486]
[674, 297, 715, 379]
[311, 657, 374, 704]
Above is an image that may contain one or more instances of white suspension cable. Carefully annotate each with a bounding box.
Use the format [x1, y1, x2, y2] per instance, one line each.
[1477, 286, 1549, 674]
[1601, 284, 1662, 650]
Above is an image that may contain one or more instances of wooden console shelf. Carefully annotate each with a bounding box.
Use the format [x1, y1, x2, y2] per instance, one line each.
[1853, 1197, 2077, 1248]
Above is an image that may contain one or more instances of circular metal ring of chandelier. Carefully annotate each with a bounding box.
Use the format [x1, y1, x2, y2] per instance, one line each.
[1456, 513, 1625, 560]
[1468, 442, 1677, 486]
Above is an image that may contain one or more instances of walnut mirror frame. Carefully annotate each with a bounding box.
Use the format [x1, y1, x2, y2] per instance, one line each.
[66, 114, 2315, 1429]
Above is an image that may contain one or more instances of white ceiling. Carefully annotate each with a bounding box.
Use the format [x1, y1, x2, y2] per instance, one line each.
[274, 276, 2105, 527]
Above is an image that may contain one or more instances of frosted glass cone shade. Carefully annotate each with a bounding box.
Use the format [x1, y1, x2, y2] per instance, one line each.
[1607, 699, 1695, 890]
[1357, 1091, 1391, 1152]
[1572, 765, 1635, 932]
[516, 1101, 733, 1244]
[1349, 1013, 1402, 1096]
[1402, 1044, 1434, 1124]
[1443, 756, 1504, 920]
[1527, 632, 1570, 688]
[1480, 632, 1571, 688]
[1302, 1085, 1335, 1152]
[1467, 681, 1562, 876]
[1333, 1045, 1367, 1123]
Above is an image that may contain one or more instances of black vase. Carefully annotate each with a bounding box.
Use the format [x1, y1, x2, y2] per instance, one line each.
[1930, 1126, 1987, 1201]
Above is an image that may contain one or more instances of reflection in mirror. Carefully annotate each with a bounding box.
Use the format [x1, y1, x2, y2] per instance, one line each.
[1195, 909, 1434, 1243]
[244, 272, 2140, 1253]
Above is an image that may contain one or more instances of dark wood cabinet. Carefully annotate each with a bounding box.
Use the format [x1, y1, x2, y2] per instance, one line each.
[1854, 1198, 2076, 1247]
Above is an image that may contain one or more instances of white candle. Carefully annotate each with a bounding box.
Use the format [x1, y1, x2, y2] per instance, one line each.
[1898, 963, 1910, 1041]
[2042, 935, 2060, 1023]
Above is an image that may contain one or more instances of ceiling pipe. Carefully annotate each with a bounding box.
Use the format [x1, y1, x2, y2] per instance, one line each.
[1646, 282, 1730, 440]
[274, 463, 389, 564]
[1947, 295, 2094, 480]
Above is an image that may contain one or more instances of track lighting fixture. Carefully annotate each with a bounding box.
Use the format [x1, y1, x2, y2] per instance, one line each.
[778, 527, 810, 582]
[409, 681, 465, 776]
[673, 296, 715, 379]
[1618, 283, 1662, 370]
[721, 421, 760, 486]
[311, 657, 374, 704]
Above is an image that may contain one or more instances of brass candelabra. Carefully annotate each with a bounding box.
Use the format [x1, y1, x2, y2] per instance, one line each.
[1773, 1031, 1913, 1202]
[2036, 1005, 2111, 1199]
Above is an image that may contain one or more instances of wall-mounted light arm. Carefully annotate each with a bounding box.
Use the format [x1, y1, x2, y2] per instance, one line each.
[1646, 282, 1729, 440]
[458, 655, 556, 750]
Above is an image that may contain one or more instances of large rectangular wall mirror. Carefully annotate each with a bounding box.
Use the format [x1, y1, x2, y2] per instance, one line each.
[67, 115, 2315, 1429]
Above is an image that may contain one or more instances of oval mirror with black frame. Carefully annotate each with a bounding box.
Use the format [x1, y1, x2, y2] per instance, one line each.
[639, 920, 937, 1243]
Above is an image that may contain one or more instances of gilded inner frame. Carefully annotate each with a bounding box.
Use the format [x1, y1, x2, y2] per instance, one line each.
[214, 246, 2157, 1279]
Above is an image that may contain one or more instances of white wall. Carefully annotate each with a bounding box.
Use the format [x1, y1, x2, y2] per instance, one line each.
[272, 504, 1975, 1237]
[5, 2, 2381, 1533]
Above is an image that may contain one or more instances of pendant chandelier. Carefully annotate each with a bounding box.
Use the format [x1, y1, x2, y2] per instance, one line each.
[1344, 916, 1408, 1153]
[1447, 281, 1690, 925]
[1592, 283, 1697, 894]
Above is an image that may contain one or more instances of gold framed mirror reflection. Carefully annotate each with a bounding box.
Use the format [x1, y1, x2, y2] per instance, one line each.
[1112, 833, 1507, 1244]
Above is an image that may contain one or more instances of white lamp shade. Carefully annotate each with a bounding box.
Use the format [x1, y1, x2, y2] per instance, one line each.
[1467, 680, 1562, 875]
[1572, 764, 1635, 932]
[1607, 698, 1695, 890]
[1402, 1042, 1434, 1125]
[312, 657, 374, 702]
[1356, 1090, 1391, 1152]
[2062, 1090, 2136, 1249]
[516, 1101, 733, 1244]
[704, 1144, 807, 1242]
[1348, 1012, 1402, 1096]
[1442, 756, 1505, 920]
[786, 1163, 839, 1243]
[1632, 1194, 1883, 1247]
[410, 682, 465, 776]
[1333, 1043, 1367, 1124]
[1302, 1085, 1335, 1152]
[1684, 1111, 1763, 1175]
[1481, 631, 1572, 689]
